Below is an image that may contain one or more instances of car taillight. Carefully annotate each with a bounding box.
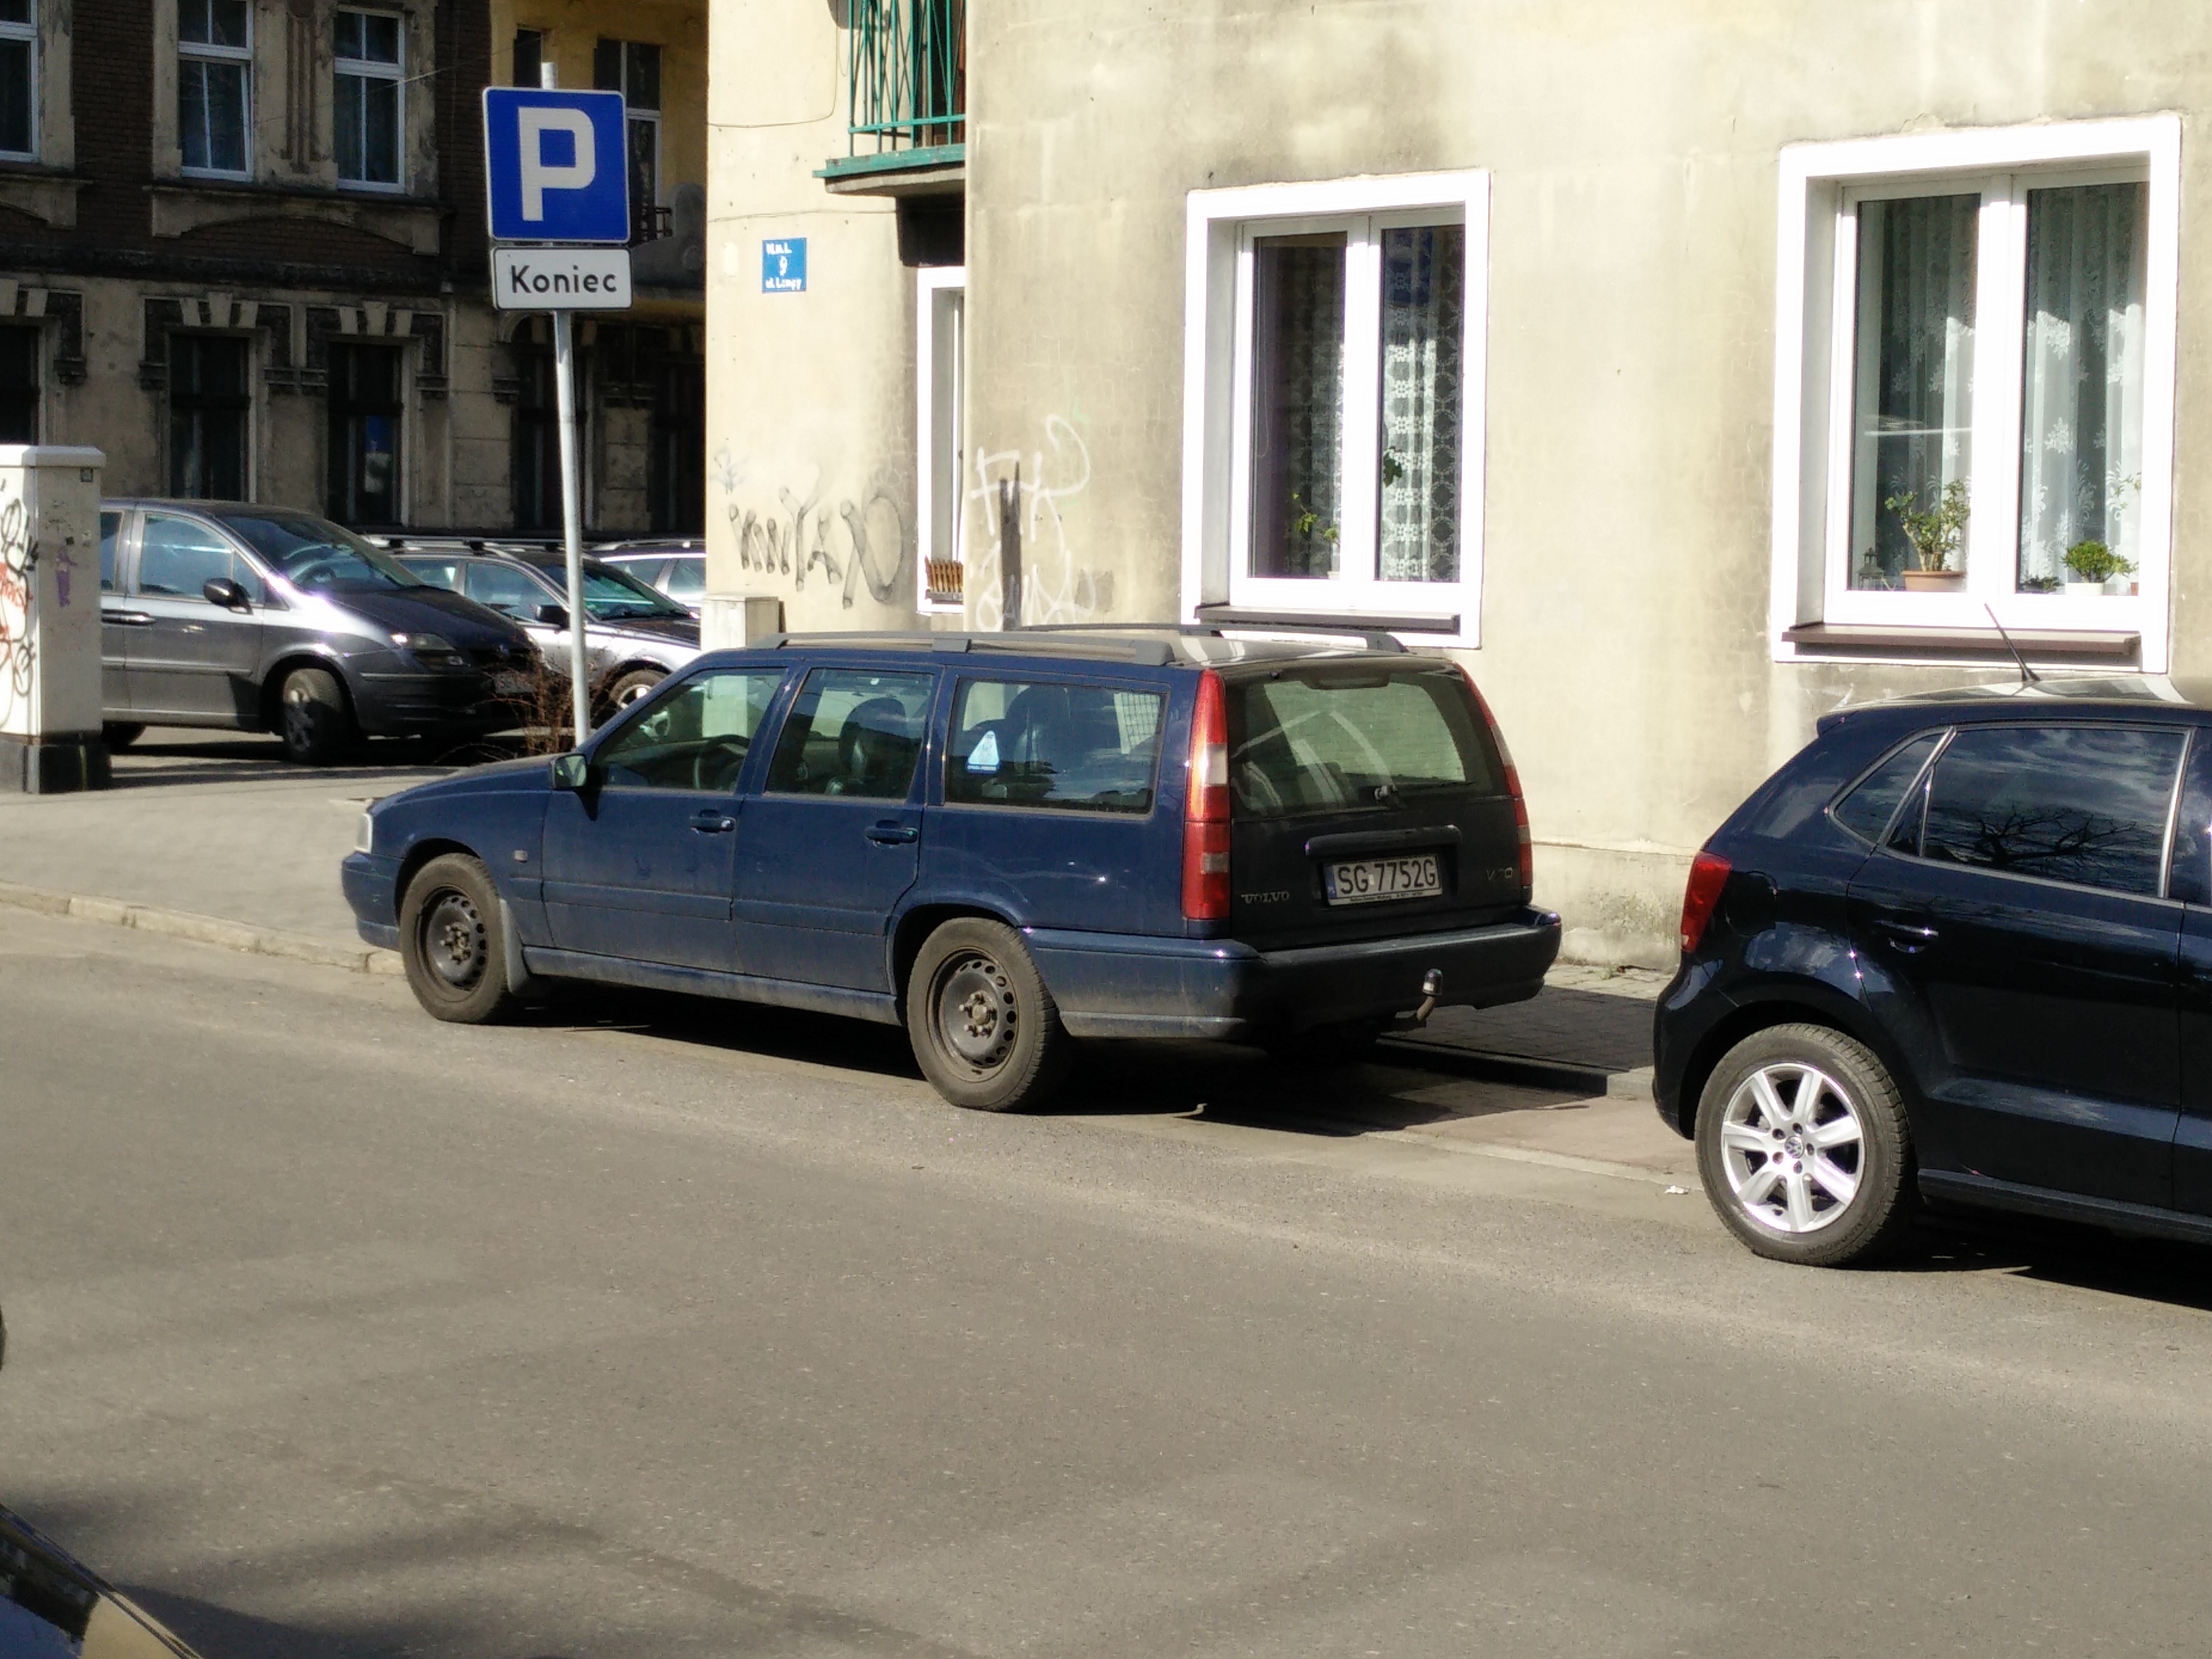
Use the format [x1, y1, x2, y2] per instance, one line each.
[1461, 667, 1532, 896]
[1680, 851, 1732, 954]
[1182, 669, 1231, 921]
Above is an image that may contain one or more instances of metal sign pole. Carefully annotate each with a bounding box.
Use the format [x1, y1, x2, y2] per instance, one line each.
[551, 306, 591, 744]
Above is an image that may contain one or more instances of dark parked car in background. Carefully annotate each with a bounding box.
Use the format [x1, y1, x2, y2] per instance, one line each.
[598, 539, 706, 617]
[98, 502, 537, 764]
[1658, 679, 2212, 1267]
[342, 627, 1560, 1111]
[394, 546, 701, 714]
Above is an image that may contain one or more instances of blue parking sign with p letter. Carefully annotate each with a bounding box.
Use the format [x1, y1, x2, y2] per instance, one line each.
[482, 87, 631, 245]
[763, 238, 808, 292]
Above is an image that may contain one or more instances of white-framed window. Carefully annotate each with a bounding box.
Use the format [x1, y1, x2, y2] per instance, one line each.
[1770, 117, 2182, 669]
[1182, 171, 1489, 643]
[916, 264, 965, 614]
[179, 0, 251, 178]
[0, 0, 37, 161]
[334, 9, 403, 191]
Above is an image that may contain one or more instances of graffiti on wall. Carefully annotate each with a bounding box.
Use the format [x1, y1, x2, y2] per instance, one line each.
[965, 414, 1114, 630]
[713, 445, 911, 610]
[0, 487, 36, 719]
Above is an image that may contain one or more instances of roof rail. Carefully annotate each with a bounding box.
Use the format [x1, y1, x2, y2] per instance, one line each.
[1028, 618, 1412, 655]
[758, 630, 1178, 666]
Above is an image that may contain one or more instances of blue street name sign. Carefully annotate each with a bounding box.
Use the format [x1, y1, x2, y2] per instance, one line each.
[482, 87, 631, 245]
[763, 238, 808, 292]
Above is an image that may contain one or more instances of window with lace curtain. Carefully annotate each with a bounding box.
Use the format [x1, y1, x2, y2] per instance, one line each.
[1184, 173, 1489, 641]
[1772, 120, 2179, 668]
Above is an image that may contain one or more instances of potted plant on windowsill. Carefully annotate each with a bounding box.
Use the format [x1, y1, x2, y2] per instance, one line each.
[2063, 538, 2136, 598]
[1887, 480, 1970, 592]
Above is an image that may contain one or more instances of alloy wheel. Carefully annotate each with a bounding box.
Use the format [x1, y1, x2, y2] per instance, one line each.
[1716, 1062, 1865, 1235]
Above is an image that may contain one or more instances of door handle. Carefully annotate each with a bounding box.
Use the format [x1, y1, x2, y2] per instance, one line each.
[1873, 918, 1939, 953]
[690, 810, 735, 834]
[866, 821, 920, 845]
[106, 611, 154, 626]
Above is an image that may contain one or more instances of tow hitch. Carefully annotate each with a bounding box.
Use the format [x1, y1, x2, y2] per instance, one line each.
[1393, 969, 1445, 1032]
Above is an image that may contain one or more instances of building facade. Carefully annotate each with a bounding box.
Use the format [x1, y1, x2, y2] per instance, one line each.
[706, 1, 2204, 963]
[2, 0, 705, 537]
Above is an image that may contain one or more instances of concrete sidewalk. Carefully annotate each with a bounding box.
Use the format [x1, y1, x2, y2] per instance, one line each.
[0, 728, 1686, 1177]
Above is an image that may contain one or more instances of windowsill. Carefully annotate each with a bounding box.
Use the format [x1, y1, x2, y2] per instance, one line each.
[1780, 621, 2141, 662]
[148, 177, 442, 254]
[0, 164, 87, 228]
[818, 144, 965, 198]
[336, 179, 407, 196]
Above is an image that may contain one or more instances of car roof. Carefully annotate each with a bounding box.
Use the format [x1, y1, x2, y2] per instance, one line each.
[1833, 675, 2212, 725]
[701, 626, 1444, 671]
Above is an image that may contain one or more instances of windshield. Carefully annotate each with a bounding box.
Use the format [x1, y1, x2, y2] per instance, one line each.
[219, 514, 425, 590]
[571, 562, 692, 621]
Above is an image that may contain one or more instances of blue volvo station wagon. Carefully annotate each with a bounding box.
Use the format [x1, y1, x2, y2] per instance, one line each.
[343, 627, 1561, 1111]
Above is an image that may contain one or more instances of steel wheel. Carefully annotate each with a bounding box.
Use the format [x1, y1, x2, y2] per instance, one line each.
[1716, 1061, 1865, 1235]
[934, 950, 1019, 1076]
[421, 889, 489, 993]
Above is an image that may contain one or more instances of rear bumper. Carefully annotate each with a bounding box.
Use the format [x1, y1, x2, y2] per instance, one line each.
[1029, 909, 1562, 1040]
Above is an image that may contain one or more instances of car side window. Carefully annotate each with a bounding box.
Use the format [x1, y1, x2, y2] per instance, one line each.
[137, 515, 256, 602]
[2169, 729, 2212, 907]
[946, 678, 1164, 814]
[1913, 724, 2186, 898]
[98, 511, 120, 591]
[594, 670, 785, 793]
[764, 668, 935, 800]
[664, 556, 705, 600]
[467, 561, 550, 618]
[407, 559, 463, 592]
[1830, 732, 1943, 845]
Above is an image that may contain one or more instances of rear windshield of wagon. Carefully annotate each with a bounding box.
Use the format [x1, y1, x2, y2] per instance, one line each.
[1226, 665, 1500, 818]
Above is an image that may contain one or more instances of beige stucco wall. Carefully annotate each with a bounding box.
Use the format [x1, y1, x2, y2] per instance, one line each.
[957, 0, 2207, 964]
[702, 0, 920, 637]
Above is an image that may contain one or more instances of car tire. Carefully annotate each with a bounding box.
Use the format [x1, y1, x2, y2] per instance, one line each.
[277, 665, 355, 765]
[1695, 1023, 1915, 1268]
[1261, 1018, 1387, 1066]
[398, 853, 521, 1025]
[100, 722, 145, 750]
[907, 917, 1070, 1112]
[600, 668, 664, 718]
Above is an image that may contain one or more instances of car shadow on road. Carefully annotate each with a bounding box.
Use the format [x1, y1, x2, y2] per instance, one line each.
[522, 983, 925, 1084]
[1890, 1209, 2212, 1313]
[516, 984, 1594, 1135]
[105, 731, 469, 790]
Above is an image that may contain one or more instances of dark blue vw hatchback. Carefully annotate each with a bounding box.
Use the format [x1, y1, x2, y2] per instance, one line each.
[344, 627, 1560, 1111]
[1658, 678, 2212, 1266]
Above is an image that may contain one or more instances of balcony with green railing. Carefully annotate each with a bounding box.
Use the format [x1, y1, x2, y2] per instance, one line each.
[818, 0, 966, 187]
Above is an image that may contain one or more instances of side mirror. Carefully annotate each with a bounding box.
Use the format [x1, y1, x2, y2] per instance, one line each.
[203, 576, 249, 610]
[550, 751, 592, 792]
[535, 602, 569, 627]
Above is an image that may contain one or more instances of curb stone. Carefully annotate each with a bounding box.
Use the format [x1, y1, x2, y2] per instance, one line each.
[0, 879, 403, 976]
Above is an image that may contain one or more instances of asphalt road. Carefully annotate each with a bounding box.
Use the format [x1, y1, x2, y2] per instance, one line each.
[6, 908, 2212, 1657]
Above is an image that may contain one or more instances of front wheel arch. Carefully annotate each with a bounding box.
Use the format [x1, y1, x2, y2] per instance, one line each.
[259, 651, 353, 733]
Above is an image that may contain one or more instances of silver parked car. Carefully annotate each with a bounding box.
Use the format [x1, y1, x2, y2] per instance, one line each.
[98, 501, 539, 764]
[597, 539, 706, 617]
[393, 545, 701, 714]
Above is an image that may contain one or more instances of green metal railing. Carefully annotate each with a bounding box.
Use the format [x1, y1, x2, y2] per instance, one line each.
[843, 0, 964, 161]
